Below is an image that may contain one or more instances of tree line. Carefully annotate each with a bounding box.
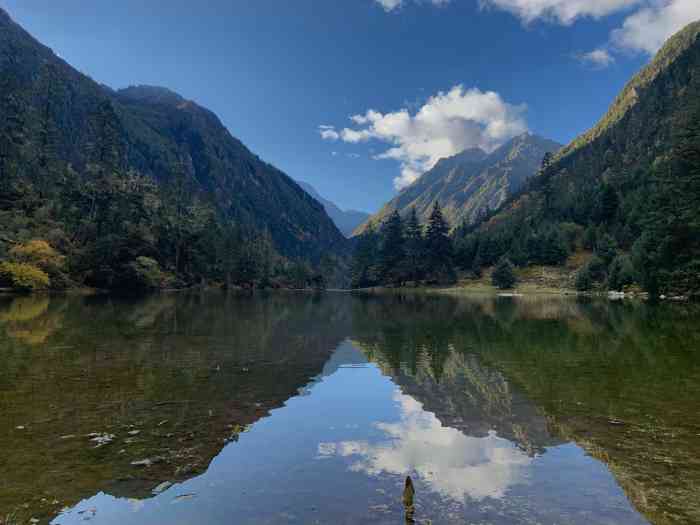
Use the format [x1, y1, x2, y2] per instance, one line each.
[351, 203, 456, 288]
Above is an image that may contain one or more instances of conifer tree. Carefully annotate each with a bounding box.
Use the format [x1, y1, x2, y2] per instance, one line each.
[351, 222, 380, 288]
[492, 257, 517, 289]
[404, 208, 424, 283]
[379, 211, 406, 285]
[424, 202, 455, 283]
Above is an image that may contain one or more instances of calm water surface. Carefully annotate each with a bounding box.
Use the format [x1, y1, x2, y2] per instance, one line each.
[1, 292, 699, 524]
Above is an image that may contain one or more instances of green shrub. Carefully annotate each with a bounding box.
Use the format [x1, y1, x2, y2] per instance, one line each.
[0, 261, 51, 291]
[125, 256, 163, 291]
[492, 257, 517, 289]
[575, 267, 593, 291]
[608, 254, 637, 291]
[575, 255, 608, 291]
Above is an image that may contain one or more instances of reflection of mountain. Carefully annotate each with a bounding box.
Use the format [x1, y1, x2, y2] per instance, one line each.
[319, 389, 533, 503]
[385, 352, 561, 455]
[2, 292, 699, 524]
[300, 339, 368, 395]
[349, 293, 700, 524]
[0, 292, 353, 523]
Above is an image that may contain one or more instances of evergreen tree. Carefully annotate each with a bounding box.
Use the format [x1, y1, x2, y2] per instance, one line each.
[404, 208, 424, 283]
[424, 202, 455, 283]
[595, 233, 618, 266]
[492, 257, 517, 289]
[351, 222, 380, 288]
[599, 184, 619, 224]
[608, 254, 636, 291]
[379, 210, 406, 285]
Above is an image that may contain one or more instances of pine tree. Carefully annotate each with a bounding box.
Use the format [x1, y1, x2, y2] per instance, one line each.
[379, 211, 406, 285]
[351, 222, 380, 288]
[492, 257, 517, 289]
[424, 202, 455, 283]
[404, 208, 424, 283]
[599, 184, 619, 224]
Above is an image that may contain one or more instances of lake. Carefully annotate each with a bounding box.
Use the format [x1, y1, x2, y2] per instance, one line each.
[1, 291, 699, 524]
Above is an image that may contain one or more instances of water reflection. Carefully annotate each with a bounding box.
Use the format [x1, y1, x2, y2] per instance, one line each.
[0, 292, 698, 524]
[318, 391, 533, 501]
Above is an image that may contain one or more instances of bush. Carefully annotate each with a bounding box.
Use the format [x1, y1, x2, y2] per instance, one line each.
[9, 240, 69, 289]
[0, 262, 51, 291]
[575, 256, 607, 292]
[125, 256, 163, 291]
[575, 266, 593, 291]
[9, 240, 65, 270]
[608, 254, 637, 291]
[492, 257, 517, 289]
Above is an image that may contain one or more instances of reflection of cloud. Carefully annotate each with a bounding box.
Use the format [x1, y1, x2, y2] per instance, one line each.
[318, 391, 531, 501]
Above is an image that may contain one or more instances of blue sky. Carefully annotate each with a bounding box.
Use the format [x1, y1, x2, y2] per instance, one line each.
[2, 0, 698, 212]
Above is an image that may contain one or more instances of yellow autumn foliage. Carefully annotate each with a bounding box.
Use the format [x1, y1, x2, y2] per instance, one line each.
[0, 261, 51, 291]
[9, 239, 65, 270]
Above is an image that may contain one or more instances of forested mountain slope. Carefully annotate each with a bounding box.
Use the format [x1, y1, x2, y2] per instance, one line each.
[455, 20, 700, 295]
[356, 133, 561, 234]
[0, 7, 347, 290]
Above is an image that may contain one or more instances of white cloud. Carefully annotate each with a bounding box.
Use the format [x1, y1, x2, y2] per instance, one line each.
[578, 48, 615, 67]
[479, 0, 643, 25]
[375, 0, 451, 12]
[317, 391, 532, 501]
[321, 85, 527, 190]
[612, 0, 700, 54]
[480, 0, 700, 56]
[319, 125, 340, 141]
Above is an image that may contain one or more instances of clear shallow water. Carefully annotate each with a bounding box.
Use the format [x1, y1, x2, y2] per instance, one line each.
[1, 292, 699, 524]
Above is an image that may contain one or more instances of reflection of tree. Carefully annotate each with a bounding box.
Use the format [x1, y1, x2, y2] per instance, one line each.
[0, 291, 354, 523]
[0, 295, 64, 345]
[352, 292, 700, 525]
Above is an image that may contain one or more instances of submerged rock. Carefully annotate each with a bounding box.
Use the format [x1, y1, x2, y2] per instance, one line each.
[152, 481, 172, 494]
[131, 456, 164, 468]
[89, 433, 115, 448]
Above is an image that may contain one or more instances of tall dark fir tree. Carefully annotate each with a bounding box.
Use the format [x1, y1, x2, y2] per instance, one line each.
[404, 208, 425, 283]
[424, 202, 456, 284]
[379, 210, 406, 285]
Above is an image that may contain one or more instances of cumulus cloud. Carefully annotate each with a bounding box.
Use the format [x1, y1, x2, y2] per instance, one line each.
[612, 0, 700, 54]
[320, 85, 527, 190]
[317, 391, 532, 501]
[577, 48, 615, 67]
[480, 0, 700, 56]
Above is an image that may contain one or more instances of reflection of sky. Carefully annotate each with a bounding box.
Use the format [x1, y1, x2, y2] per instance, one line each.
[51, 340, 647, 525]
[318, 391, 531, 502]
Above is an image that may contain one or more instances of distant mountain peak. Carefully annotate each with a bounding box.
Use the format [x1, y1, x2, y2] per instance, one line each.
[296, 181, 370, 237]
[354, 133, 561, 235]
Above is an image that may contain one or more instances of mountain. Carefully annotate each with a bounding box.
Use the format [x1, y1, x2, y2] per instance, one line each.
[0, 7, 347, 288]
[355, 133, 561, 234]
[295, 181, 370, 237]
[456, 20, 700, 294]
